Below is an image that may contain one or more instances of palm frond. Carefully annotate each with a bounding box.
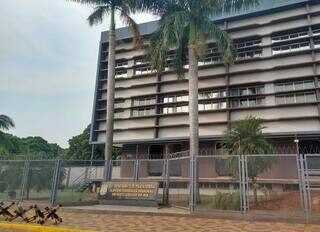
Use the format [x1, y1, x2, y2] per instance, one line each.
[87, 6, 109, 26]
[217, 0, 260, 14]
[199, 18, 234, 65]
[119, 7, 143, 48]
[173, 29, 188, 78]
[0, 115, 15, 131]
[66, 0, 111, 7]
[223, 116, 273, 155]
[147, 31, 167, 74]
[134, 0, 186, 15]
[147, 10, 189, 75]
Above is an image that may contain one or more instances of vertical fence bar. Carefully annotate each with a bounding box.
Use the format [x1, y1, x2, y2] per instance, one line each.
[244, 155, 249, 212]
[162, 159, 169, 205]
[134, 160, 140, 182]
[296, 153, 305, 212]
[50, 160, 61, 206]
[304, 155, 312, 213]
[20, 160, 30, 202]
[239, 155, 249, 213]
[300, 155, 312, 221]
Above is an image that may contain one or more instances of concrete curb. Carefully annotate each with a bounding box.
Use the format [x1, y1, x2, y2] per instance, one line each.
[0, 223, 97, 232]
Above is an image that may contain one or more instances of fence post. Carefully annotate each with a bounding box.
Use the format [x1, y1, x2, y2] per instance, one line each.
[239, 155, 249, 213]
[134, 160, 140, 182]
[189, 156, 197, 211]
[50, 160, 61, 206]
[20, 160, 30, 202]
[295, 139, 312, 221]
[162, 159, 170, 205]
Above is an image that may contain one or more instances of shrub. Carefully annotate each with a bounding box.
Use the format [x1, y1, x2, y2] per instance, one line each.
[212, 191, 241, 211]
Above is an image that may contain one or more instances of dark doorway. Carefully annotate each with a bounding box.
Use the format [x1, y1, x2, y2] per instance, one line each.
[148, 145, 164, 176]
[300, 140, 320, 170]
[169, 144, 182, 176]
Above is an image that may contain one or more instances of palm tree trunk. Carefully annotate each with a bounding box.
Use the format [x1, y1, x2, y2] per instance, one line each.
[105, 7, 116, 164]
[188, 44, 200, 203]
[188, 49, 199, 158]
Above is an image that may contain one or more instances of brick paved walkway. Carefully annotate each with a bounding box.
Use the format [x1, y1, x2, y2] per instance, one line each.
[53, 212, 320, 232]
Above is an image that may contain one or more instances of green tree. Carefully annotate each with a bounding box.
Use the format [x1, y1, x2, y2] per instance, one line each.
[142, 0, 258, 159]
[64, 125, 122, 160]
[68, 0, 142, 162]
[0, 133, 65, 159]
[223, 116, 274, 205]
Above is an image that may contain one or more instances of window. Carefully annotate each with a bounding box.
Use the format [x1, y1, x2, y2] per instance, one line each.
[163, 95, 188, 103]
[199, 101, 226, 111]
[198, 46, 220, 66]
[275, 92, 316, 105]
[272, 40, 310, 55]
[163, 105, 188, 114]
[314, 38, 320, 49]
[115, 61, 128, 68]
[133, 97, 156, 106]
[135, 58, 148, 65]
[115, 70, 128, 78]
[199, 90, 226, 99]
[275, 80, 315, 92]
[234, 38, 262, 61]
[230, 86, 264, 96]
[236, 50, 262, 60]
[115, 100, 125, 108]
[235, 39, 262, 49]
[135, 66, 154, 75]
[132, 107, 155, 117]
[198, 56, 221, 66]
[231, 98, 265, 108]
[313, 28, 320, 36]
[114, 111, 124, 119]
[272, 29, 309, 43]
[176, 95, 189, 102]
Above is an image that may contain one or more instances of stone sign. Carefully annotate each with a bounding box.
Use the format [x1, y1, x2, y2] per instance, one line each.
[99, 182, 159, 202]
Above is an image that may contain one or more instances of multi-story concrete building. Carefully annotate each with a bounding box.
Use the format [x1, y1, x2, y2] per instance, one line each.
[90, 0, 320, 162]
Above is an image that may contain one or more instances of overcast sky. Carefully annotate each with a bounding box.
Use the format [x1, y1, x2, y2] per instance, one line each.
[0, 0, 157, 148]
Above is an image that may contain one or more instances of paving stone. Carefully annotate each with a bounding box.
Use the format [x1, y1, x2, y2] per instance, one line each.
[52, 212, 320, 232]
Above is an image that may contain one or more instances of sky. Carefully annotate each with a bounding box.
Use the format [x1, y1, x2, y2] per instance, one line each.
[0, 0, 157, 148]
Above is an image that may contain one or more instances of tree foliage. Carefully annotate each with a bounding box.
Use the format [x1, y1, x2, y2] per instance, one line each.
[223, 116, 275, 204]
[0, 133, 65, 158]
[67, 0, 143, 47]
[64, 125, 122, 160]
[142, 0, 259, 76]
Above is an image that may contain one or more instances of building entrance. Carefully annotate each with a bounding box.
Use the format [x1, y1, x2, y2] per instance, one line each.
[148, 145, 164, 176]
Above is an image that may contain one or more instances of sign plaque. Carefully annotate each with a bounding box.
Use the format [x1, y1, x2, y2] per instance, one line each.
[99, 182, 159, 203]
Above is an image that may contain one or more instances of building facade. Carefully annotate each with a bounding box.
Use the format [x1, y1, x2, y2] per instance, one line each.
[90, 0, 320, 163]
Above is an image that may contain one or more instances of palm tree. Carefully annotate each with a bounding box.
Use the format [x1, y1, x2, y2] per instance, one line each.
[143, 0, 259, 159]
[223, 116, 274, 205]
[0, 115, 15, 132]
[67, 0, 142, 162]
[0, 115, 15, 153]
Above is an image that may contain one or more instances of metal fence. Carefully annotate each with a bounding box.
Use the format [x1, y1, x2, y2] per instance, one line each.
[0, 153, 319, 221]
